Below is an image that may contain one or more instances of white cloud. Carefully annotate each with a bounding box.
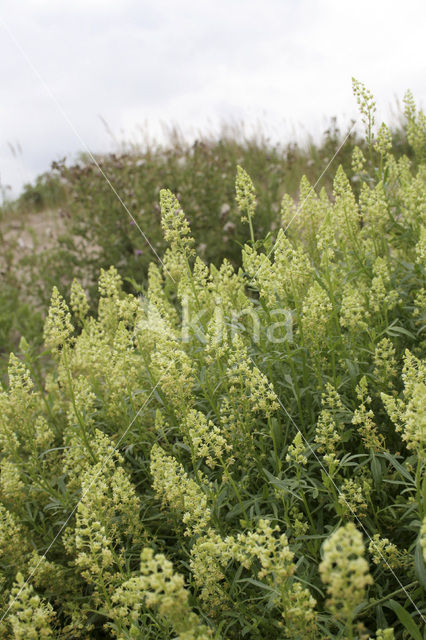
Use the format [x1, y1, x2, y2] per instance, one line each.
[0, 0, 425, 195]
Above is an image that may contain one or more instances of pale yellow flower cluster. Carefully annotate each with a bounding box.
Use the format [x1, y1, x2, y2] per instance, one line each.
[0, 504, 30, 575]
[368, 533, 408, 569]
[352, 77, 377, 141]
[242, 229, 313, 308]
[235, 520, 317, 638]
[404, 89, 426, 161]
[281, 176, 330, 262]
[339, 281, 369, 333]
[33, 416, 54, 450]
[359, 181, 389, 234]
[274, 231, 314, 304]
[190, 519, 317, 636]
[162, 245, 190, 283]
[98, 264, 123, 298]
[352, 376, 384, 451]
[68, 447, 144, 605]
[332, 166, 361, 240]
[371, 257, 398, 313]
[314, 383, 345, 468]
[43, 286, 74, 352]
[421, 516, 426, 562]
[226, 334, 279, 420]
[289, 506, 309, 538]
[204, 305, 229, 363]
[0, 459, 25, 503]
[6, 352, 33, 396]
[241, 244, 275, 306]
[150, 444, 211, 536]
[149, 309, 195, 414]
[112, 548, 212, 640]
[338, 476, 372, 518]
[66, 374, 97, 433]
[97, 265, 139, 332]
[302, 282, 332, 349]
[235, 165, 257, 224]
[6, 573, 56, 639]
[382, 350, 426, 453]
[281, 580, 318, 640]
[27, 552, 90, 638]
[398, 164, 426, 228]
[209, 259, 249, 315]
[147, 262, 179, 326]
[0, 355, 56, 507]
[413, 288, 426, 353]
[70, 278, 89, 325]
[351, 145, 366, 175]
[416, 225, 426, 265]
[231, 519, 295, 581]
[373, 338, 397, 391]
[183, 409, 232, 469]
[319, 522, 373, 622]
[189, 527, 233, 610]
[286, 431, 307, 466]
[63, 428, 121, 491]
[376, 629, 395, 640]
[1, 354, 39, 458]
[280, 190, 298, 229]
[160, 188, 195, 255]
[317, 205, 338, 264]
[374, 123, 392, 157]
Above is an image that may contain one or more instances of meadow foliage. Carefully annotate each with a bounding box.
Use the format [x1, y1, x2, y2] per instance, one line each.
[0, 105, 415, 376]
[0, 82, 425, 638]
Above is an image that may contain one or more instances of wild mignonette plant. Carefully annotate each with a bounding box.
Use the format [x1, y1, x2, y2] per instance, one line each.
[0, 82, 425, 639]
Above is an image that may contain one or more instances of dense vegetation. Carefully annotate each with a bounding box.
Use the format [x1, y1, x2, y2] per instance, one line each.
[0, 104, 415, 380]
[0, 81, 425, 639]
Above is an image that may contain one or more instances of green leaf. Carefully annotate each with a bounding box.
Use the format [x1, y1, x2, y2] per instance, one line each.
[375, 605, 389, 630]
[344, 358, 359, 380]
[271, 417, 284, 448]
[384, 600, 422, 640]
[382, 452, 415, 483]
[414, 541, 426, 591]
[370, 454, 382, 486]
[385, 324, 416, 339]
[241, 578, 278, 593]
[262, 468, 303, 502]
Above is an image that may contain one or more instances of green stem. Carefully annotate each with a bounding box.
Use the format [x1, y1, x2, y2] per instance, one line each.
[218, 453, 249, 523]
[248, 213, 255, 245]
[62, 346, 96, 462]
[296, 467, 316, 534]
[268, 415, 281, 473]
[358, 581, 418, 614]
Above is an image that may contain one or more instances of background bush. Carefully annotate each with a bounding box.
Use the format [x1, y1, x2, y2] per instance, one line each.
[0, 114, 414, 380]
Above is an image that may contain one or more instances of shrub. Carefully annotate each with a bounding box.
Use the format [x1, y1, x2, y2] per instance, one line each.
[0, 82, 425, 639]
[0, 110, 416, 378]
[56, 109, 415, 297]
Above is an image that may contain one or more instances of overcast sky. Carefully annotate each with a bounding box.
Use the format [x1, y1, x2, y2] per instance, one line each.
[1, 0, 425, 197]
